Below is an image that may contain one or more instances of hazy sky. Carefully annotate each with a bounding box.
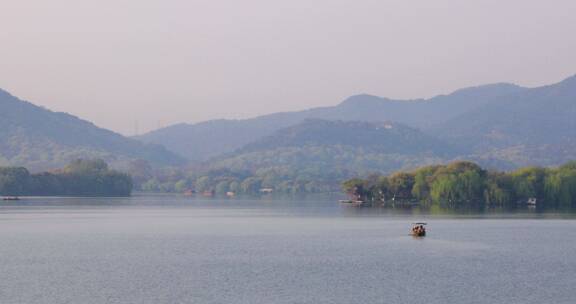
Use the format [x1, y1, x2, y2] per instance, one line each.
[1, 0, 575, 135]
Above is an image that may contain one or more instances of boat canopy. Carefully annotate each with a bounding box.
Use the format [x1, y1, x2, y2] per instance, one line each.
[412, 222, 427, 225]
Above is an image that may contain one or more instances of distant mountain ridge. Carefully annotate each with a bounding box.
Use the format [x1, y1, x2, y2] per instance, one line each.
[436, 75, 576, 146]
[137, 81, 525, 161]
[0, 89, 184, 170]
[433, 74, 576, 166]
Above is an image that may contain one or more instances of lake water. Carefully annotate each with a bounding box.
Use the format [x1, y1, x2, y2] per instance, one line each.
[1, 195, 575, 304]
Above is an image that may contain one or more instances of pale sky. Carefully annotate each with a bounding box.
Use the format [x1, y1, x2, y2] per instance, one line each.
[1, 0, 575, 135]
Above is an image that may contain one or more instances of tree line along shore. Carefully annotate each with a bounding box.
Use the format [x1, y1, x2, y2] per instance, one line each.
[0, 159, 132, 197]
[2, 158, 576, 206]
[342, 161, 576, 209]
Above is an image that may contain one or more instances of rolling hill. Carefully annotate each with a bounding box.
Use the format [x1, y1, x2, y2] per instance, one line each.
[209, 119, 455, 176]
[235, 119, 454, 156]
[0, 89, 184, 171]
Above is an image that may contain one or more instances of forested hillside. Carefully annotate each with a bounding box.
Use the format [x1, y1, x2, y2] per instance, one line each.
[433, 75, 576, 166]
[0, 89, 184, 171]
[235, 119, 454, 156]
[136, 120, 455, 194]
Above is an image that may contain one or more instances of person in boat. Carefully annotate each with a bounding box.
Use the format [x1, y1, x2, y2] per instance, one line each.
[412, 224, 426, 235]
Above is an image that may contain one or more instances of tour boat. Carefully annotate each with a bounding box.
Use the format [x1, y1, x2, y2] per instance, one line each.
[411, 222, 427, 237]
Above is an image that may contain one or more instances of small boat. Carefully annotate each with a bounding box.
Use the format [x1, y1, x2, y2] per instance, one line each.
[2, 196, 20, 201]
[339, 200, 365, 207]
[411, 222, 427, 237]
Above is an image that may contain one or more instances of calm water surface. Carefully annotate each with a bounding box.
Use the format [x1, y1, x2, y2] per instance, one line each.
[0, 195, 575, 304]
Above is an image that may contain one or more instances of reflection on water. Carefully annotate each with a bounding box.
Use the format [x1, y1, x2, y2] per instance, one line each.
[2, 194, 575, 218]
[339, 201, 576, 219]
[0, 195, 575, 304]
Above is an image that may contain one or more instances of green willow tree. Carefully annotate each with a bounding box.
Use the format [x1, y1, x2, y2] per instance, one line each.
[343, 161, 576, 209]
